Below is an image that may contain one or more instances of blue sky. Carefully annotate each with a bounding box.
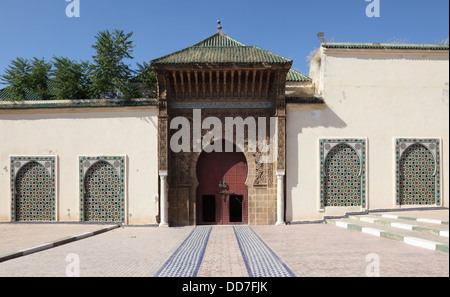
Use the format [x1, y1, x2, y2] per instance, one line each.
[0, 0, 448, 80]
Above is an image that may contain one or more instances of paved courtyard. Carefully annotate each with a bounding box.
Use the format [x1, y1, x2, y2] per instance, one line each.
[0, 210, 448, 277]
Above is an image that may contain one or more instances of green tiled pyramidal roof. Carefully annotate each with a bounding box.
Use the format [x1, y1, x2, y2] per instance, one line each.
[151, 32, 293, 65]
[287, 69, 311, 82]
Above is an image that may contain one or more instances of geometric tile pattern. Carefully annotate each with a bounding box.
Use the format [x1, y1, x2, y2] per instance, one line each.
[396, 139, 440, 205]
[10, 156, 56, 221]
[155, 226, 212, 277]
[170, 101, 274, 109]
[79, 156, 125, 222]
[320, 139, 366, 209]
[233, 225, 295, 277]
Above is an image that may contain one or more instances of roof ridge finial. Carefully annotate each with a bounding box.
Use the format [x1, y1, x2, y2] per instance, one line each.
[217, 20, 222, 32]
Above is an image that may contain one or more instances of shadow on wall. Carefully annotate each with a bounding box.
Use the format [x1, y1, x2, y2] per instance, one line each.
[289, 103, 347, 133]
[285, 103, 347, 221]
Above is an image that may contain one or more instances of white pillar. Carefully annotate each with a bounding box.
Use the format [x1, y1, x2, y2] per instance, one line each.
[276, 170, 285, 226]
[159, 170, 169, 227]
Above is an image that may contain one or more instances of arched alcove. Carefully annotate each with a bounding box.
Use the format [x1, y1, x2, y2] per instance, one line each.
[15, 161, 54, 221]
[83, 160, 124, 222]
[323, 143, 362, 207]
[399, 143, 436, 205]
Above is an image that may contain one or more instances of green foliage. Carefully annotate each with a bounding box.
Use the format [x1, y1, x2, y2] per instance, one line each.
[91, 29, 137, 99]
[136, 61, 157, 98]
[0, 57, 32, 100]
[1, 28, 156, 101]
[0, 57, 52, 100]
[52, 57, 93, 99]
[29, 58, 53, 100]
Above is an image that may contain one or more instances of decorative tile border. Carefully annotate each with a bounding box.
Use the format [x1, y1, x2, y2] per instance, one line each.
[79, 156, 125, 223]
[233, 225, 295, 277]
[395, 138, 440, 206]
[10, 156, 56, 221]
[0, 98, 157, 110]
[169, 101, 274, 109]
[319, 139, 367, 210]
[155, 226, 212, 277]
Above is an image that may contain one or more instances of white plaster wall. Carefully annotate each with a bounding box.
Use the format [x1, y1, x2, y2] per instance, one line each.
[287, 49, 449, 222]
[0, 107, 159, 224]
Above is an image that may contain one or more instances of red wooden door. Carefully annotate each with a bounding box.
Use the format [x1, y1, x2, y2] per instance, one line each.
[196, 150, 248, 225]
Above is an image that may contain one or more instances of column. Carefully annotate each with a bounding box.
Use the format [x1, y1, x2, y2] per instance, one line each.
[159, 170, 169, 227]
[276, 169, 285, 226]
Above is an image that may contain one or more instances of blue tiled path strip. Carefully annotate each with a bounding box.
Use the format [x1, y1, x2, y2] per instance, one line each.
[233, 225, 295, 277]
[155, 226, 212, 277]
[156, 225, 295, 277]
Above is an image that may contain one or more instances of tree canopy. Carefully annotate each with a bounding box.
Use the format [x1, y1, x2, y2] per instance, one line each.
[0, 29, 156, 101]
[0, 57, 32, 101]
[52, 57, 92, 100]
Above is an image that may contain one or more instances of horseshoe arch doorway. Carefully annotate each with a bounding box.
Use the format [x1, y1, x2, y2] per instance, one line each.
[196, 144, 248, 225]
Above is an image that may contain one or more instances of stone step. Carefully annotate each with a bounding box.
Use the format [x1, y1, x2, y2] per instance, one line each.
[326, 217, 449, 253]
[347, 214, 449, 238]
[369, 212, 449, 226]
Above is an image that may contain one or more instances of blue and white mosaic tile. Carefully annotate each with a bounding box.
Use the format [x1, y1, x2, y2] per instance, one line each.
[233, 226, 295, 277]
[156, 226, 212, 277]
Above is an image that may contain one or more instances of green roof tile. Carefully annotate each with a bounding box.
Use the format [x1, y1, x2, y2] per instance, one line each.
[0, 80, 56, 101]
[0, 99, 157, 110]
[151, 32, 292, 65]
[193, 33, 246, 47]
[322, 43, 449, 50]
[286, 69, 311, 82]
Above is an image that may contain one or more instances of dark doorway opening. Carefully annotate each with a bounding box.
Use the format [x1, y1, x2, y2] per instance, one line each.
[202, 195, 216, 223]
[196, 141, 248, 225]
[229, 195, 243, 222]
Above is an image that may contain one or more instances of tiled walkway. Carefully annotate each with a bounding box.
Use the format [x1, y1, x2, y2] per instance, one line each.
[196, 225, 248, 277]
[155, 225, 294, 277]
[0, 210, 448, 277]
[233, 226, 295, 277]
[155, 226, 212, 277]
